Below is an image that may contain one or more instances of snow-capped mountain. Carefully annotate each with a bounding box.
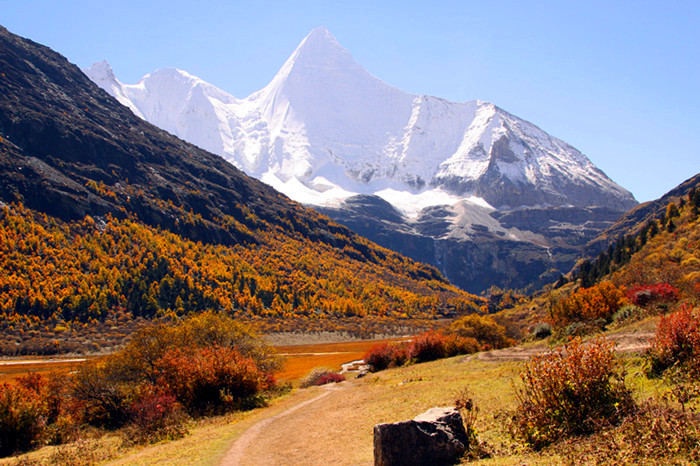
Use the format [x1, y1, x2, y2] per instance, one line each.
[84, 27, 636, 215]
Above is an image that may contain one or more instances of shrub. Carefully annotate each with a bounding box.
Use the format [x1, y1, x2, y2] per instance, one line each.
[510, 338, 635, 450]
[408, 331, 448, 363]
[124, 390, 188, 444]
[553, 397, 700, 463]
[447, 314, 513, 350]
[314, 373, 346, 386]
[612, 304, 645, 325]
[646, 304, 700, 377]
[550, 281, 627, 327]
[561, 319, 607, 338]
[154, 345, 271, 416]
[299, 367, 345, 388]
[72, 313, 278, 423]
[108, 311, 281, 384]
[0, 382, 46, 456]
[364, 342, 409, 372]
[531, 322, 552, 340]
[627, 283, 679, 308]
[0, 373, 77, 456]
[71, 363, 135, 428]
[444, 334, 480, 357]
[454, 387, 480, 457]
[365, 333, 480, 373]
[17, 373, 76, 446]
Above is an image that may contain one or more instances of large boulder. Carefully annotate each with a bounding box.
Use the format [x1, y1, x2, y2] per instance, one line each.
[373, 407, 469, 466]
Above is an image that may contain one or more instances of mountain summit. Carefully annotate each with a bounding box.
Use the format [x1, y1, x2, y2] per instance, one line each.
[84, 28, 639, 292]
[85, 27, 636, 213]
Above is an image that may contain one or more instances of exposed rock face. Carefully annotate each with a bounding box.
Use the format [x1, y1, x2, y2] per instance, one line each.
[316, 195, 623, 293]
[373, 407, 469, 466]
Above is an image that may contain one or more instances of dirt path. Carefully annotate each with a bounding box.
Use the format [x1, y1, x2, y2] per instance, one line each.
[465, 331, 655, 362]
[219, 384, 346, 466]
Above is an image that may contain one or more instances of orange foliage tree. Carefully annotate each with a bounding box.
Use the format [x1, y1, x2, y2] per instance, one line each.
[550, 281, 627, 328]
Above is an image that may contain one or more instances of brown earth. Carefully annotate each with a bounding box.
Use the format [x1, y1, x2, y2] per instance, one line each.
[465, 331, 655, 362]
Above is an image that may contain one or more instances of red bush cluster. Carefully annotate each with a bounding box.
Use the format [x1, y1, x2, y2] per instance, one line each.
[627, 283, 679, 307]
[363, 342, 410, 372]
[408, 332, 448, 363]
[155, 346, 273, 415]
[314, 373, 346, 386]
[364, 331, 482, 371]
[126, 390, 187, 443]
[0, 373, 75, 457]
[511, 338, 634, 449]
[647, 304, 700, 376]
[0, 313, 280, 457]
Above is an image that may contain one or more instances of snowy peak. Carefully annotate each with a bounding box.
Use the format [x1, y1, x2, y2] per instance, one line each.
[84, 60, 144, 118]
[85, 27, 637, 213]
[253, 26, 412, 147]
[267, 26, 366, 86]
[85, 59, 116, 83]
[286, 26, 351, 70]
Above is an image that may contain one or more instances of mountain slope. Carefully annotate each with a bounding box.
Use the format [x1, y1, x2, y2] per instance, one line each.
[0, 25, 480, 330]
[586, 172, 700, 256]
[85, 27, 636, 213]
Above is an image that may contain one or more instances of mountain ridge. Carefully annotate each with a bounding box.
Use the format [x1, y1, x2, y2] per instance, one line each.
[85, 27, 636, 213]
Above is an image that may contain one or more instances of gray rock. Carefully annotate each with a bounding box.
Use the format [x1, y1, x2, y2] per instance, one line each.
[316, 194, 625, 294]
[374, 407, 469, 466]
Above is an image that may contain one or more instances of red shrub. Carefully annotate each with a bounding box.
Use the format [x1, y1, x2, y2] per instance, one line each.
[0, 382, 45, 456]
[314, 373, 346, 385]
[628, 283, 679, 307]
[364, 342, 409, 371]
[155, 345, 272, 415]
[365, 333, 480, 372]
[127, 390, 187, 443]
[130, 392, 178, 429]
[647, 304, 700, 376]
[511, 338, 634, 449]
[408, 332, 448, 363]
[16, 373, 75, 445]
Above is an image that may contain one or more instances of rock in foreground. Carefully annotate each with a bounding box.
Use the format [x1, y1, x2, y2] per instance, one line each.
[373, 407, 469, 465]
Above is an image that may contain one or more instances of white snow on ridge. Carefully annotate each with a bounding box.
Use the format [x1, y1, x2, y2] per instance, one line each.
[84, 26, 637, 216]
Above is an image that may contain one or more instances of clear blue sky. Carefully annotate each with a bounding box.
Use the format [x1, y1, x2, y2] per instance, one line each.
[3, 0, 699, 203]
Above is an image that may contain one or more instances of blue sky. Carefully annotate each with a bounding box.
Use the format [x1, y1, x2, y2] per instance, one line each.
[3, 0, 698, 203]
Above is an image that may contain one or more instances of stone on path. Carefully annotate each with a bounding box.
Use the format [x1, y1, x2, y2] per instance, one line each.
[373, 407, 469, 466]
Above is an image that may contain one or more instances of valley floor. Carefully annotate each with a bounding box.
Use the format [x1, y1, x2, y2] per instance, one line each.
[106, 329, 655, 465]
[1, 327, 659, 465]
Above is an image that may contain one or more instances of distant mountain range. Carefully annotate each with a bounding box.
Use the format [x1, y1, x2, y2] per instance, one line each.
[85, 27, 639, 292]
